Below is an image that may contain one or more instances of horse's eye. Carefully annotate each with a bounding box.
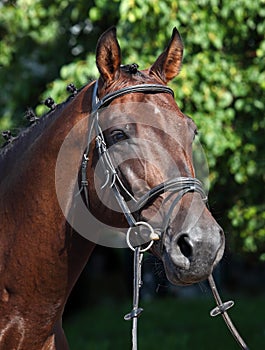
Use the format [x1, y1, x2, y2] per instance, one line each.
[111, 130, 127, 143]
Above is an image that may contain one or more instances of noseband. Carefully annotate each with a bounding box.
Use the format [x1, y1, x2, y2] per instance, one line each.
[81, 80, 207, 247]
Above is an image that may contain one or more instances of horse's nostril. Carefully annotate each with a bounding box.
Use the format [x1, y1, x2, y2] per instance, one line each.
[177, 234, 193, 260]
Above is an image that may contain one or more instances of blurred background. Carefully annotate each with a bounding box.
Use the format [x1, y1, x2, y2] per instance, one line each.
[1, 0, 265, 348]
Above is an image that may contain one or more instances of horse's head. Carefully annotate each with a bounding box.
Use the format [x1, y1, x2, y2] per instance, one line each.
[88, 27, 224, 286]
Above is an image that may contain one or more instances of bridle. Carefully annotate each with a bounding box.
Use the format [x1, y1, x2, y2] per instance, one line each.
[79, 80, 249, 350]
[80, 80, 207, 243]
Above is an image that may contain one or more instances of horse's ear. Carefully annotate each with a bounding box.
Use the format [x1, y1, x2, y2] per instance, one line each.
[149, 28, 184, 83]
[96, 27, 121, 86]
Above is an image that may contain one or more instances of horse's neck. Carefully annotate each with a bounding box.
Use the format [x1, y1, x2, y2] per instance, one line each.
[0, 82, 96, 316]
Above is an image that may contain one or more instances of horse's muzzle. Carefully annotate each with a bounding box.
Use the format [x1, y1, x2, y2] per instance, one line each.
[159, 223, 225, 285]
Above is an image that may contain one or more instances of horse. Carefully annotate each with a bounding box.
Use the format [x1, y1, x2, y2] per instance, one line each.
[0, 27, 224, 349]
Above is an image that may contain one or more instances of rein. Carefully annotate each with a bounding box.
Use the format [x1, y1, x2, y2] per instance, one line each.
[80, 80, 249, 350]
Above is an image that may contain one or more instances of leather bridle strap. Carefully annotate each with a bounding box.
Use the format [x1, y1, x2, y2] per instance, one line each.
[132, 177, 207, 211]
[208, 274, 249, 350]
[92, 81, 174, 111]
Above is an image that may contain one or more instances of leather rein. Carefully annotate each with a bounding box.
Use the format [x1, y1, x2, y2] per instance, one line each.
[79, 80, 248, 350]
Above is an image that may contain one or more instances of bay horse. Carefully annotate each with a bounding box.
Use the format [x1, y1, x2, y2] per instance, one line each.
[0, 27, 224, 349]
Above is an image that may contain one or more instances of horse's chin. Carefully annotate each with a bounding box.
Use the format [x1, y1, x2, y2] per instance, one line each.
[161, 249, 214, 286]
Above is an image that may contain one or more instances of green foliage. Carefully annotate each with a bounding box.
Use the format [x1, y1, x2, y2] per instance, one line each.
[0, 0, 264, 256]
